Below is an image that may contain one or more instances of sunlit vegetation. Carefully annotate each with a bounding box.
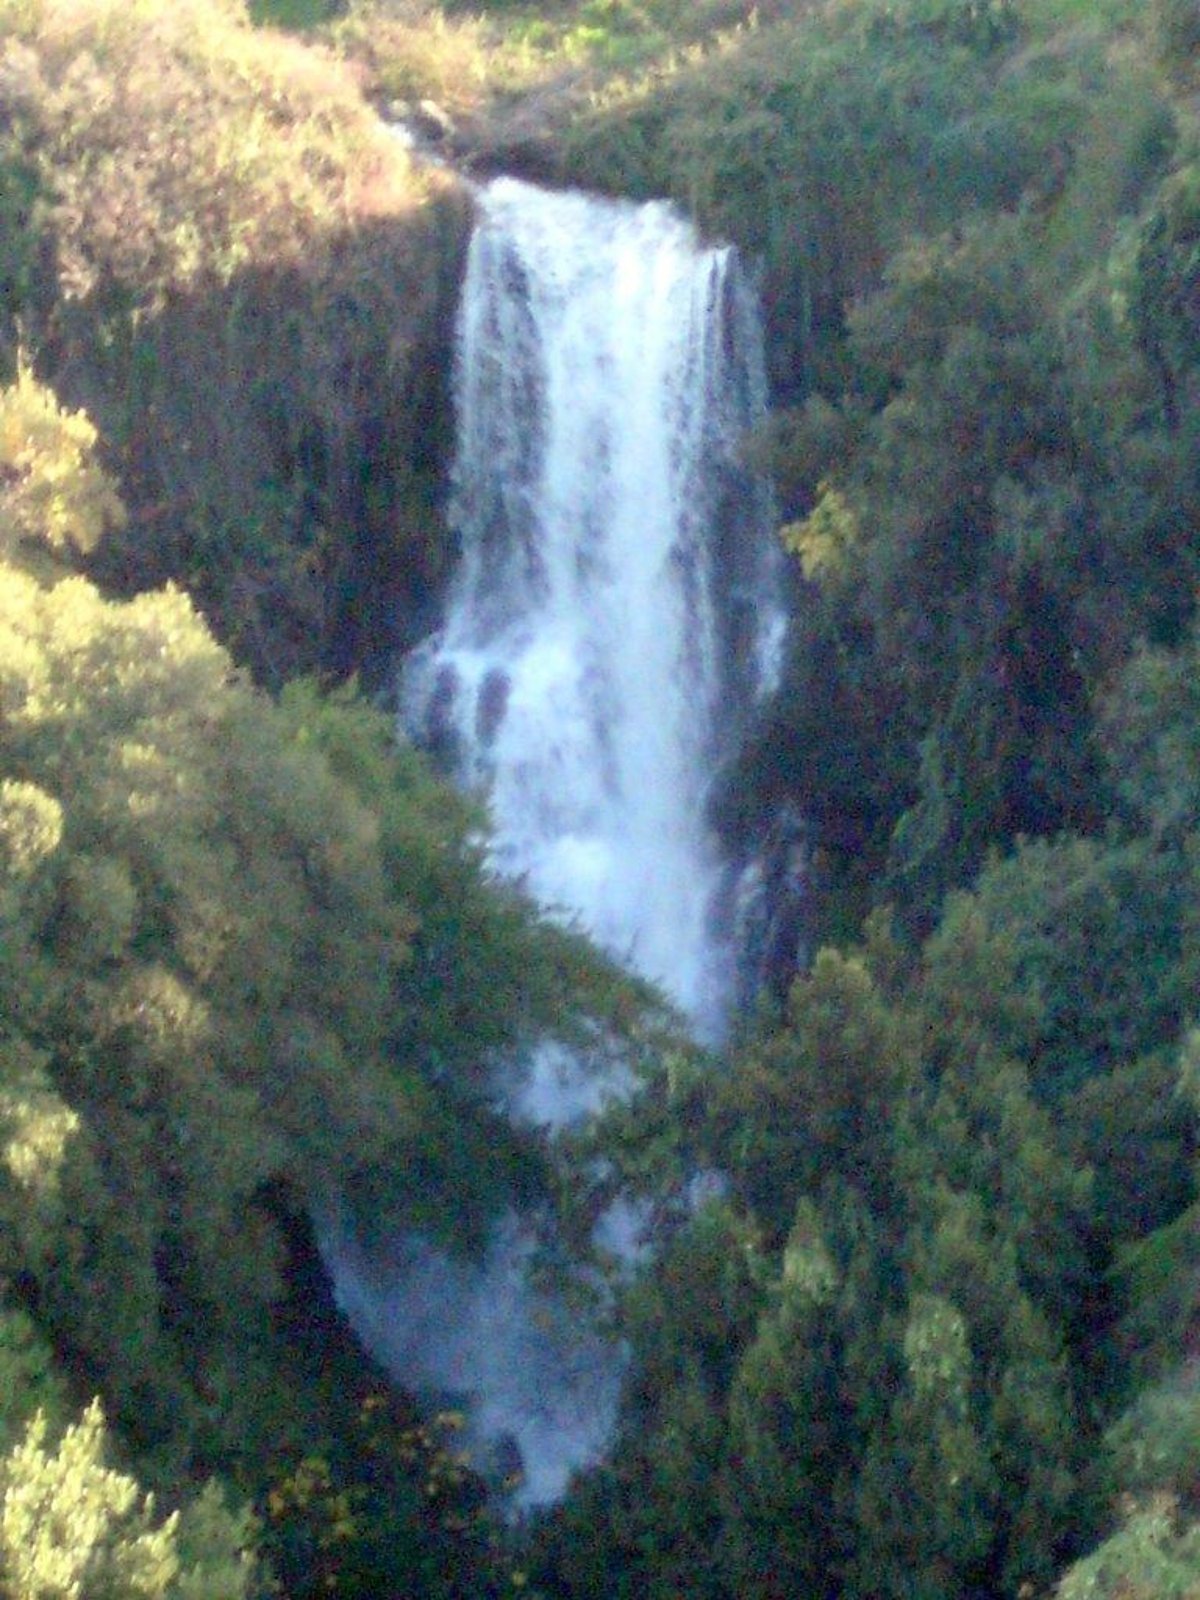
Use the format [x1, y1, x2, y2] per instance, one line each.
[0, 0, 433, 299]
[0, 0, 472, 686]
[0, 361, 127, 558]
[327, 0, 779, 169]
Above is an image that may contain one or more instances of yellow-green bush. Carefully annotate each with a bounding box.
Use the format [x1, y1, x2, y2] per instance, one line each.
[0, 1401, 261, 1599]
[0, 0, 430, 301]
[0, 362, 126, 558]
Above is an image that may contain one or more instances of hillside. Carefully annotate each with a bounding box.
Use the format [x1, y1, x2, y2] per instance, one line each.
[1, 0, 1200, 1596]
[1, 0, 475, 686]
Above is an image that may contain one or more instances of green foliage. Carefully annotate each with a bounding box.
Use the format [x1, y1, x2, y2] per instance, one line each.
[0, 1305, 69, 1452]
[559, 893, 1104, 1600]
[1102, 616, 1200, 843]
[261, 1396, 519, 1600]
[1057, 1287, 1200, 1597]
[713, 946, 920, 1236]
[0, 537, 631, 1444]
[0, 1400, 261, 1599]
[0, 0, 471, 687]
[862, 0, 1024, 53]
[555, 732, 1200, 1597]
[1103, 1376, 1200, 1505]
[1126, 164, 1200, 429]
[923, 837, 1186, 1105]
[624, 0, 1180, 946]
[0, 141, 46, 369]
[718, 1201, 852, 1600]
[557, 763, 1200, 1594]
[1056, 1496, 1200, 1600]
[559, 1199, 762, 1600]
[745, 147, 1200, 930]
[0, 782, 62, 882]
[0, 0, 426, 303]
[0, 363, 127, 559]
[248, 0, 343, 28]
[551, 0, 1097, 398]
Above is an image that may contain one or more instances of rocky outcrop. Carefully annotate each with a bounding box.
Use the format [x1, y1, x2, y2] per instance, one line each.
[384, 72, 592, 186]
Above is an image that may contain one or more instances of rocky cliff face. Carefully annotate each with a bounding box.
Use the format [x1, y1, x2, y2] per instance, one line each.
[55, 189, 475, 689]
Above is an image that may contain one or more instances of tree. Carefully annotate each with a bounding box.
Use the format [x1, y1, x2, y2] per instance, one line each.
[719, 1201, 850, 1600]
[0, 361, 126, 562]
[0, 1401, 260, 1600]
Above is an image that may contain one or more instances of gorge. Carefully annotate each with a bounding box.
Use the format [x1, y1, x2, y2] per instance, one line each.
[323, 174, 784, 1504]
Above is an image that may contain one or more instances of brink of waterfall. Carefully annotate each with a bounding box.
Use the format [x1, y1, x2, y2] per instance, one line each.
[323, 177, 784, 1508]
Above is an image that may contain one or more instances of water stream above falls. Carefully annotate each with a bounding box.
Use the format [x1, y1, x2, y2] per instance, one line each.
[322, 176, 784, 1504]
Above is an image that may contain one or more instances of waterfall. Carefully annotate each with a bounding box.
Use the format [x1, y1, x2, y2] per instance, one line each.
[408, 177, 781, 1036]
[323, 177, 783, 1507]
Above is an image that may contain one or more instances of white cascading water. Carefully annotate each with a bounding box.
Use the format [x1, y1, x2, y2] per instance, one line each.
[408, 177, 781, 1033]
[322, 177, 782, 1507]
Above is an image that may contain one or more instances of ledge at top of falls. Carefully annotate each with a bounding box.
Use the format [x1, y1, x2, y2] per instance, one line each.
[380, 69, 594, 187]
